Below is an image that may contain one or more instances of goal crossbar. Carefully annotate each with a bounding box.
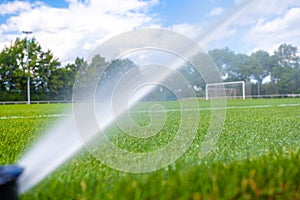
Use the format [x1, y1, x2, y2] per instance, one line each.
[205, 81, 245, 100]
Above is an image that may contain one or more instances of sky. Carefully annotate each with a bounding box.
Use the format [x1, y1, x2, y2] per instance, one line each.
[0, 0, 300, 64]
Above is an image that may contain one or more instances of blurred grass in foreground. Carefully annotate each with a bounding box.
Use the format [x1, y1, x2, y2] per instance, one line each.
[0, 99, 299, 199]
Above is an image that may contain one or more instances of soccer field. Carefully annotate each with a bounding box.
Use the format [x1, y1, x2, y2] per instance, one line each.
[0, 99, 299, 199]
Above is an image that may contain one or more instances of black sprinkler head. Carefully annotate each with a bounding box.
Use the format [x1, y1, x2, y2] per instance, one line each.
[0, 165, 23, 200]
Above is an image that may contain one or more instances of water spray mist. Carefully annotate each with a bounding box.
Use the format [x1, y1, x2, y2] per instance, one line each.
[10, 0, 256, 197]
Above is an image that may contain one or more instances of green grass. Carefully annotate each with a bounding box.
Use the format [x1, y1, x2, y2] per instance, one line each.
[0, 99, 299, 199]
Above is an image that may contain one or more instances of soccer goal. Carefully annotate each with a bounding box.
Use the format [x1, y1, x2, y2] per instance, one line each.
[205, 81, 245, 100]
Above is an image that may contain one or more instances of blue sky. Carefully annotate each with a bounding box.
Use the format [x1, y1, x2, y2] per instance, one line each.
[151, 0, 233, 25]
[0, 0, 300, 64]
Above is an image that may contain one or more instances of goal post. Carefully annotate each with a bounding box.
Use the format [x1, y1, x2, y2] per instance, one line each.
[206, 81, 245, 100]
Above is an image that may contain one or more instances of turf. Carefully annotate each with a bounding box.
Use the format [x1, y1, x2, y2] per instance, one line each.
[0, 98, 299, 199]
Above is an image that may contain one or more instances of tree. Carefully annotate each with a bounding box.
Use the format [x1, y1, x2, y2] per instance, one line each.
[96, 57, 138, 100]
[0, 38, 60, 100]
[250, 50, 277, 82]
[209, 45, 300, 95]
[272, 44, 300, 94]
[72, 55, 139, 101]
[209, 47, 235, 78]
[177, 63, 205, 97]
[275, 44, 299, 68]
[47, 58, 81, 100]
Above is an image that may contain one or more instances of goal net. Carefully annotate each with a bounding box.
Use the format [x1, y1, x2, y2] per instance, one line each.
[206, 81, 246, 100]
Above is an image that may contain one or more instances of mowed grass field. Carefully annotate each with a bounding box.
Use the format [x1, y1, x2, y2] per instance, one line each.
[0, 98, 299, 199]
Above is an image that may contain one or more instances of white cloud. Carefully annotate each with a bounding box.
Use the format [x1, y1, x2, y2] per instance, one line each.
[170, 23, 203, 40]
[246, 7, 300, 53]
[253, 8, 300, 33]
[170, 21, 236, 50]
[0, 0, 159, 64]
[168, 1, 300, 54]
[233, 0, 300, 26]
[0, 1, 32, 15]
[208, 7, 224, 17]
[1, 0, 300, 62]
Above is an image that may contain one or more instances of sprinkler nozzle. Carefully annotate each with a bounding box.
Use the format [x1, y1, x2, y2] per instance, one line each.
[0, 165, 23, 200]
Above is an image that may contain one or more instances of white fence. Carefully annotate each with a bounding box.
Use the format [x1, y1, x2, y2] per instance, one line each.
[0, 100, 72, 105]
[206, 94, 300, 100]
[248, 94, 300, 99]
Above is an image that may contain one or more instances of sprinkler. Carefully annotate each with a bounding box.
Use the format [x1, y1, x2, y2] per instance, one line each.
[0, 165, 23, 200]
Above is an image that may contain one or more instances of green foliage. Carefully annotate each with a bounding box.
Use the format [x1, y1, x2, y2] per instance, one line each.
[0, 38, 61, 100]
[0, 99, 299, 199]
[209, 44, 300, 95]
[1, 38, 299, 101]
[46, 60, 80, 100]
[96, 58, 138, 100]
[0, 39, 142, 101]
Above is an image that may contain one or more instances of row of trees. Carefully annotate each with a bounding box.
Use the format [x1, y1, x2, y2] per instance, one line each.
[0, 38, 75, 100]
[209, 44, 300, 95]
[0, 38, 138, 101]
[0, 38, 299, 101]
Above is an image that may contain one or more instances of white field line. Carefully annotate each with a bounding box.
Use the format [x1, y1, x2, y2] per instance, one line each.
[0, 103, 299, 119]
[0, 114, 71, 120]
[133, 103, 300, 113]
